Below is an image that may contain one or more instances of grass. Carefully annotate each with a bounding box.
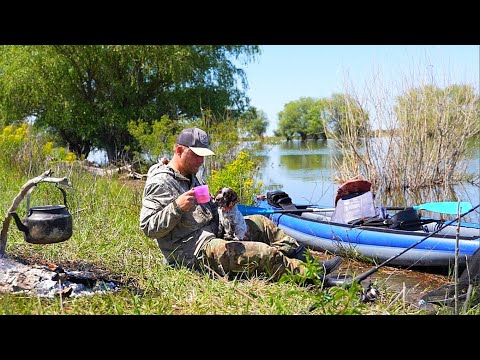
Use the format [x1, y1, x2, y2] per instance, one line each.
[1, 163, 478, 315]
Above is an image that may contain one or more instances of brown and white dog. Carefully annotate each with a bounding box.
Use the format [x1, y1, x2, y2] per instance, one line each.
[214, 187, 248, 241]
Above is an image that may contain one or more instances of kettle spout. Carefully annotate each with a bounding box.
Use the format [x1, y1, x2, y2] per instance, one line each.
[9, 212, 29, 234]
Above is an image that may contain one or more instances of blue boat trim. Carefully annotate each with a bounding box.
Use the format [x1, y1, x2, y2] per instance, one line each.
[247, 199, 480, 267]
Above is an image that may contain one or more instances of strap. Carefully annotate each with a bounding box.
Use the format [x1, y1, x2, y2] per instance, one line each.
[277, 196, 297, 210]
[391, 219, 438, 230]
[358, 217, 438, 229]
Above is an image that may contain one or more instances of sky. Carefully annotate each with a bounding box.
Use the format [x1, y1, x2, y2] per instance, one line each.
[241, 45, 479, 135]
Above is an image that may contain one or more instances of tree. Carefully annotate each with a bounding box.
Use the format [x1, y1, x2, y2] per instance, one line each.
[391, 84, 480, 187]
[324, 93, 369, 139]
[127, 115, 184, 165]
[238, 107, 269, 139]
[276, 97, 327, 141]
[0, 45, 261, 163]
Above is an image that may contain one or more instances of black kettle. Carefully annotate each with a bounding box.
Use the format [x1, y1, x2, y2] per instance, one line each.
[10, 185, 73, 244]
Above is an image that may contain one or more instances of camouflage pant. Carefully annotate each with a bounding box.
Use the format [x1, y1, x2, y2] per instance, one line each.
[198, 214, 307, 281]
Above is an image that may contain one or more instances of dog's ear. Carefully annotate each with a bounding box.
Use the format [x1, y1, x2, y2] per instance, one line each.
[232, 189, 238, 204]
[214, 187, 228, 207]
[214, 190, 222, 204]
[225, 187, 238, 206]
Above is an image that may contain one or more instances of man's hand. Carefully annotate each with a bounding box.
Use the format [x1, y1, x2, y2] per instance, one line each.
[176, 189, 196, 212]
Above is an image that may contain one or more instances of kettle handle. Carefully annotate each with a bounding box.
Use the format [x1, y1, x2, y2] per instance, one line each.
[56, 185, 69, 209]
[26, 184, 69, 212]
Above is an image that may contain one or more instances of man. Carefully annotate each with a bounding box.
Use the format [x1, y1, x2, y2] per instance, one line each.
[139, 127, 342, 282]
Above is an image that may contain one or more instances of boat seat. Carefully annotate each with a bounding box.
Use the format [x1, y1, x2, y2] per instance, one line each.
[331, 191, 377, 224]
[266, 190, 298, 210]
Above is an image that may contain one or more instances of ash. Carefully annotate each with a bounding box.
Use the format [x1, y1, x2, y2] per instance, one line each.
[0, 255, 118, 298]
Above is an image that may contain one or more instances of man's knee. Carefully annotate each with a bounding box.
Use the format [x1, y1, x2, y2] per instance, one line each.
[203, 238, 228, 258]
[245, 214, 276, 238]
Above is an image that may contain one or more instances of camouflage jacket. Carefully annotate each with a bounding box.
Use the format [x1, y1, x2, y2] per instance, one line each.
[139, 163, 219, 268]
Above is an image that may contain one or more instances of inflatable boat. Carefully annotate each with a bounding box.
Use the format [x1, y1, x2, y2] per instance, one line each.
[239, 187, 480, 268]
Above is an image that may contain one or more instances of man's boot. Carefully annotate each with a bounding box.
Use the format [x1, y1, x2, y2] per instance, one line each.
[292, 244, 343, 275]
[292, 244, 309, 262]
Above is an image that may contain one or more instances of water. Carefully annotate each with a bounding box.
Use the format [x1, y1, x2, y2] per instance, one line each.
[255, 139, 339, 206]
[255, 139, 480, 222]
[86, 148, 108, 165]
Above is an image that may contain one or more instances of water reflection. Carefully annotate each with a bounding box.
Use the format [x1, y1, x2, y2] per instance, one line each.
[280, 153, 331, 172]
[256, 139, 340, 204]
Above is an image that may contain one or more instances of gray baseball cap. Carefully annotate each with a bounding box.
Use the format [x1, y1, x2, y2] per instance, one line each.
[176, 127, 216, 156]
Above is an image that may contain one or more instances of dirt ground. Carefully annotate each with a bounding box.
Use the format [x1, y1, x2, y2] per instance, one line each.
[314, 251, 452, 304]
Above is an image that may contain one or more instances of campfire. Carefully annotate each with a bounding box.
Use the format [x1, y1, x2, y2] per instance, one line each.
[0, 256, 118, 298]
[1, 170, 119, 298]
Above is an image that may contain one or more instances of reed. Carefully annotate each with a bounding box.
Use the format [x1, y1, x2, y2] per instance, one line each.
[328, 69, 479, 205]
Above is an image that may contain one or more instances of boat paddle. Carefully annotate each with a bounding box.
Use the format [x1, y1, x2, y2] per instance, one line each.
[323, 203, 480, 288]
[238, 201, 474, 216]
[237, 204, 331, 216]
[389, 201, 473, 215]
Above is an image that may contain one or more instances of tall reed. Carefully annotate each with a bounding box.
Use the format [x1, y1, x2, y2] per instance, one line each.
[328, 69, 479, 205]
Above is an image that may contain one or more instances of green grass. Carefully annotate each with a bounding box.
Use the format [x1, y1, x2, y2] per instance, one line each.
[1, 164, 478, 315]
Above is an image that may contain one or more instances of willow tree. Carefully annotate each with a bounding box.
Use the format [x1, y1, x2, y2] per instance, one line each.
[395, 84, 479, 137]
[277, 97, 328, 141]
[238, 107, 269, 139]
[0, 45, 261, 163]
[324, 93, 369, 139]
[329, 83, 479, 192]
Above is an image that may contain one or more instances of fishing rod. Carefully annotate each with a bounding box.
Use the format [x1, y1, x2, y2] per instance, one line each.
[324, 203, 480, 288]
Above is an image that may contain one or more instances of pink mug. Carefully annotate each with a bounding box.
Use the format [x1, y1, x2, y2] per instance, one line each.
[194, 185, 210, 204]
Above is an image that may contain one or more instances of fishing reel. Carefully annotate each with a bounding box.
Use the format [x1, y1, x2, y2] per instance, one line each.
[361, 282, 381, 303]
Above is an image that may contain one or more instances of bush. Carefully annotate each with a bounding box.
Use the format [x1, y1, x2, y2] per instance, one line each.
[0, 123, 78, 174]
[207, 151, 263, 205]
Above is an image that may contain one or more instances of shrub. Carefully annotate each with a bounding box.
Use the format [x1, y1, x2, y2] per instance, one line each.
[207, 151, 263, 205]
